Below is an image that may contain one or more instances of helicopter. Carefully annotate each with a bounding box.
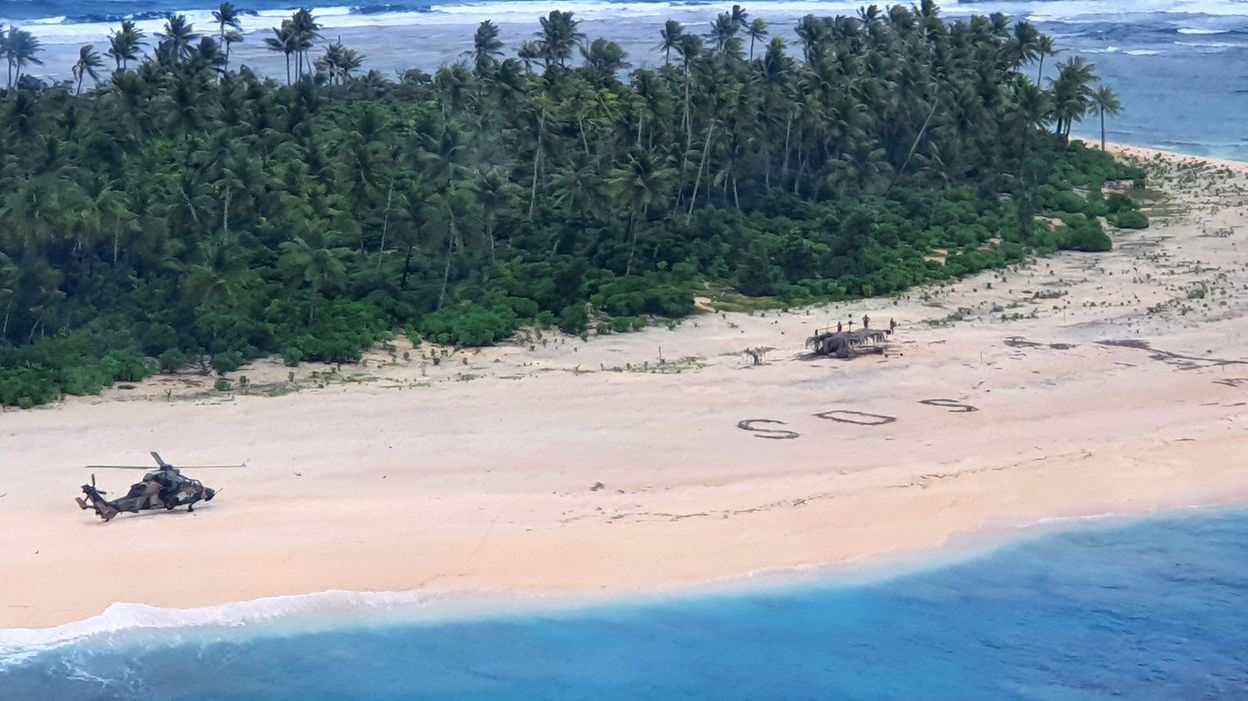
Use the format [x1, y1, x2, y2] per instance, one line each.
[76, 452, 243, 522]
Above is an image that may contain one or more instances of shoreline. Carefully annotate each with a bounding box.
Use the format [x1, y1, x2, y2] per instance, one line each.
[3, 502, 1241, 654]
[2, 142, 1248, 630]
[1103, 142, 1248, 170]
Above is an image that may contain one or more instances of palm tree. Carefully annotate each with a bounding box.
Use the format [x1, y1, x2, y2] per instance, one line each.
[425, 187, 483, 309]
[858, 4, 883, 30]
[1090, 85, 1121, 151]
[0, 256, 16, 341]
[1011, 79, 1053, 132]
[185, 240, 254, 314]
[155, 15, 199, 66]
[537, 10, 581, 68]
[71, 45, 104, 95]
[795, 14, 824, 64]
[1009, 21, 1039, 69]
[746, 19, 768, 60]
[656, 20, 684, 65]
[214, 3, 244, 70]
[106, 20, 145, 71]
[265, 22, 297, 84]
[214, 3, 242, 42]
[288, 9, 322, 80]
[707, 12, 738, 53]
[674, 33, 703, 146]
[1049, 56, 1096, 138]
[1034, 34, 1056, 83]
[517, 40, 544, 73]
[316, 41, 364, 85]
[1, 26, 44, 88]
[608, 150, 677, 275]
[469, 20, 504, 72]
[548, 151, 602, 221]
[277, 233, 349, 326]
[582, 38, 630, 83]
[1006, 78, 1054, 236]
[469, 165, 517, 266]
[222, 30, 243, 70]
[187, 36, 227, 75]
[337, 43, 364, 84]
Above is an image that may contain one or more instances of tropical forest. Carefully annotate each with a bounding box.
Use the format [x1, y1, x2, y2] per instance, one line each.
[0, 2, 1146, 407]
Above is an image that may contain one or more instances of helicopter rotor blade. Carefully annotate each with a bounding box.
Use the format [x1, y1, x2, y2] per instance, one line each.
[84, 464, 246, 470]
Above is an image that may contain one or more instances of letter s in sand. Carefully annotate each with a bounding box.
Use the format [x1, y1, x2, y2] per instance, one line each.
[918, 398, 978, 413]
[737, 419, 801, 440]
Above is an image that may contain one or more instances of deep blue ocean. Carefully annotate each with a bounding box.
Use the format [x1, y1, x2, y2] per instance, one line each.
[3, 0, 1248, 160]
[3, 508, 1247, 700]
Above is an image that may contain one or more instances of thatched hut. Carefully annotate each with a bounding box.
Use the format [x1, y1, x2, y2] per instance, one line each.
[805, 328, 890, 359]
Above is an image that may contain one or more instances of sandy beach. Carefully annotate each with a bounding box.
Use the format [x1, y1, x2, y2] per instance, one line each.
[2, 144, 1247, 630]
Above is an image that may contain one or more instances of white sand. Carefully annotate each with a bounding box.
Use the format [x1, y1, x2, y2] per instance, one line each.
[2, 144, 1248, 629]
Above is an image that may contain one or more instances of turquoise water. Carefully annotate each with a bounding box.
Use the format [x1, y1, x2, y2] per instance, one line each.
[3, 508, 1247, 700]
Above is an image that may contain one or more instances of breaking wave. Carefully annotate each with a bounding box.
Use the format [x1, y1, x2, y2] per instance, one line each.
[0, 589, 494, 671]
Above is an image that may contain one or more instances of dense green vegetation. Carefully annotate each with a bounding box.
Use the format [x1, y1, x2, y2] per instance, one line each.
[0, 2, 1146, 407]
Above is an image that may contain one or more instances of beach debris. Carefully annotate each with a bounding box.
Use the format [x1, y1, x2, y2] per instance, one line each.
[743, 347, 773, 366]
[1006, 336, 1077, 351]
[1097, 339, 1248, 369]
[590, 482, 606, 492]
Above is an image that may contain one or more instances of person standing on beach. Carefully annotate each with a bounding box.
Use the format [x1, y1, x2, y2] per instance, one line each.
[863, 314, 870, 329]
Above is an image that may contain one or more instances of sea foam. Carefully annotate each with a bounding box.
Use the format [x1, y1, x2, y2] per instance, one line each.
[0, 590, 447, 669]
[0, 507, 1177, 671]
[1177, 27, 1232, 34]
[4, 508, 1247, 699]
[14, 0, 1248, 45]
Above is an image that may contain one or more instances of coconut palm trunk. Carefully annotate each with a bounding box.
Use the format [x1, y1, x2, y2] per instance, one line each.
[687, 122, 716, 221]
[437, 237, 454, 310]
[528, 107, 546, 219]
[377, 176, 394, 271]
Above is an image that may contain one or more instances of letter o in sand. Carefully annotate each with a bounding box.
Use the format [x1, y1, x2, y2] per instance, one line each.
[737, 419, 801, 440]
[813, 410, 897, 426]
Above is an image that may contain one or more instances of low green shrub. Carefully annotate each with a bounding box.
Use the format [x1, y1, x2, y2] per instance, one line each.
[1112, 210, 1150, 229]
[1057, 215, 1113, 252]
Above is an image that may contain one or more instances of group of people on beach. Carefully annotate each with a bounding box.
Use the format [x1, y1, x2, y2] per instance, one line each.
[835, 315, 898, 334]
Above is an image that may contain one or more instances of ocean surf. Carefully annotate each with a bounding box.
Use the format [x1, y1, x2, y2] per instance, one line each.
[3, 507, 1246, 700]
